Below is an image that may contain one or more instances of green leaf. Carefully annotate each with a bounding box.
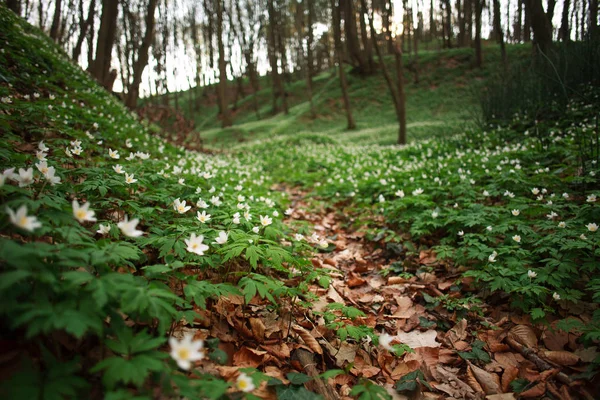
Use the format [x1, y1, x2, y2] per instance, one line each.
[276, 385, 324, 400]
[0, 270, 31, 291]
[286, 372, 313, 385]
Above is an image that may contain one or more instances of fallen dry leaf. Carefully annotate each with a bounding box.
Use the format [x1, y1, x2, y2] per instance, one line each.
[292, 325, 323, 355]
[519, 382, 546, 398]
[541, 350, 580, 366]
[468, 362, 501, 395]
[233, 347, 268, 368]
[501, 365, 518, 393]
[396, 329, 440, 348]
[486, 394, 516, 400]
[508, 325, 537, 348]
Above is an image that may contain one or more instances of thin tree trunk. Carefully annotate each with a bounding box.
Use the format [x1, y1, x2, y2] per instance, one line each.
[332, 0, 356, 130]
[394, 44, 407, 145]
[493, 0, 508, 70]
[306, 0, 316, 119]
[429, 0, 436, 42]
[49, 0, 62, 42]
[7, 0, 22, 14]
[267, 0, 281, 114]
[216, 0, 232, 127]
[276, 9, 289, 114]
[125, 0, 158, 109]
[591, 0, 599, 41]
[559, 0, 571, 41]
[90, 0, 119, 90]
[523, 0, 531, 41]
[72, 0, 95, 61]
[525, 0, 553, 54]
[474, 0, 483, 67]
[359, 0, 374, 72]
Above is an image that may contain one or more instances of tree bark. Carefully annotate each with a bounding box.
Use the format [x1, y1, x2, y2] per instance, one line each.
[125, 0, 158, 109]
[72, 0, 95, 61]
[216, 0, 232, 127]
[474, 0, 483, 67]
[7, 0, 22, 15]
[90, 0, 119, 90]
[306, 0, 316, 119]
[343, 0, 369, 74]
[442, 0, 453, 48]
[591, 0, 599, 41]
[493, 0, 508, 70]
[394, 44, 407, 145]
[558, 0, 570, 41]
[332, 0, 356, 130]
[525, 0, 553, 54]
[49, 0, 62, 42]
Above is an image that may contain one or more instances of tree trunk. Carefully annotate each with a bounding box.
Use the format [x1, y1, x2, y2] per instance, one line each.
[429, 0, 436, 42]
[394, 44, 407, 145]
[359, 0, 374, 72]
[332, 0, 356, 130]
[442, 0, 453, 48]
[464, 0, 472, 46]
[457, 0, 466, 46]
[546, 0, 557, 22]
[364, 0, 402, 130]
[474, 0, 483, 67]
[267, 0, 281, 114]
[523, 0, 531, 41]
[216, 0, 232, 127]
[276, 9, 289, 114]
[493, 0, 508, 70]
[591, 0, 599, 41]
[90, 0, 119, 90]
[559, 0, 570, 41]
[306, 0, 316, 119]
[525, 0, 553, 54]
[385, 0, 394, 53]
[72, 0, 95, 61]
[343, 0, 369, 74]
[7, 0, 22, 15]
[49, 0, 62, 42]
[125, 0, 158, 109]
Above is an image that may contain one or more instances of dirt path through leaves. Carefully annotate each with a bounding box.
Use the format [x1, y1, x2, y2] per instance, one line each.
[283, 187, 598, 400]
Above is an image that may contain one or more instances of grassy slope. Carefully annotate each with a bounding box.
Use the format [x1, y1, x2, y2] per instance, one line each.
[168, 44, 529, 149]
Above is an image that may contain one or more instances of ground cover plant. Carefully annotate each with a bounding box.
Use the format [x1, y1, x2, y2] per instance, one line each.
[2, 4, 600, 400]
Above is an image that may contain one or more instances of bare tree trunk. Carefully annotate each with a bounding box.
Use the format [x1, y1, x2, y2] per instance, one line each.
[306, 0, 316, 119]
[72, 0, 95, 61]
[559, 0, 571, 41]
[493, 0, 507, 70]
[429, 0, 436, 42]
[267, 0, 284, 115]
[216, 0, 232, 127]
[276, 8, 289, 114]
[49, 0, 62, 42]
[125, 0, 158, 109]
[364, 0, 400, 121]
[591, 0, 599, 40]
[523, 0, 532, 41]
[457, 0, 466, 46]
[332, 0, 355, 130]
[343, 0, 369, 73]
[525, 0, 553, 53]
[442, 0, 453, 47]
[359, 0, 374, 72]
[7, 0, 22, 15]
[394, 44, 407, 145]
[474, 0, 483, 67]
[90, 0, 119, 90]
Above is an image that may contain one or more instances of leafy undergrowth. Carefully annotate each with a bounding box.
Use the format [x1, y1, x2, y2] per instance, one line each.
[2, 5, 600, 400]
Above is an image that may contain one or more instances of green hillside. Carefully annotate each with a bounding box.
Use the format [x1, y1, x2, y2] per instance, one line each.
[162, 44, 529, 149]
